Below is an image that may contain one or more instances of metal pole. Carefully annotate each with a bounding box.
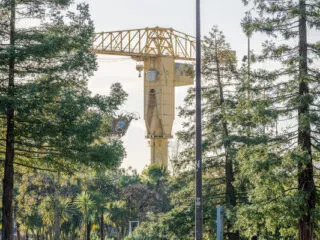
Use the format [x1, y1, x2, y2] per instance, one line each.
[217, 206, 224, 240]
[195, 0, 202, 239]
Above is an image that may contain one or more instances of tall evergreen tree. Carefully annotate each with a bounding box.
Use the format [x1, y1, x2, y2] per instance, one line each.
[0, 1, 127, 238]
[203, 27, 239, 240]
[177, 26, 239, 239]
[241, 0, 320, 239]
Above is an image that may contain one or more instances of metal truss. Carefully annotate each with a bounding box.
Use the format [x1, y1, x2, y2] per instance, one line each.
[92, 27, 196, 61]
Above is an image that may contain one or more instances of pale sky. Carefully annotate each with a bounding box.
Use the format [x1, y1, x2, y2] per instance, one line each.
[73, 0, 258, 172]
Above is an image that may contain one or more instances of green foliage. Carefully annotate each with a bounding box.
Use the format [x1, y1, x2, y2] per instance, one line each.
[1, 0, 320, 239]
[0, 2, 127, 235]
[235, 145, 299, 238]
[125, 220, 172, 240]
[234, 0, 320, 238]
[0, 0, 128, 173]
[75, 191, 95, 218]
[174, 26, 239, 239]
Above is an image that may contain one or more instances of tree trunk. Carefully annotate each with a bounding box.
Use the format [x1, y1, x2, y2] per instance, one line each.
[53, 172, 61, 240]
[87, 221, 91, 240]
[297, 1, 316, 240]
[50, 227, 53, 240]
[116, 227, 119, 240]
[100, 214, 104, 240]
[2, 1, 16, 240]
[247, 35, 251, 101]
[17, 223, 21, 240]
[214, 41, 239, 240]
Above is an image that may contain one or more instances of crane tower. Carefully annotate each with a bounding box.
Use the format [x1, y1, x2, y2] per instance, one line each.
[92, 27, 196, 166]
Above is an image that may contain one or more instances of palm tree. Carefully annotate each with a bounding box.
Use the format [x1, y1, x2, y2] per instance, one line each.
[38, 196, 74, 239]
[75, 191, 95, 240]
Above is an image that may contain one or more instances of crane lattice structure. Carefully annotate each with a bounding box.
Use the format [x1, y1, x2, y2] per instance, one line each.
[92, 27, 196, 61]
[92, 27, 196, 167]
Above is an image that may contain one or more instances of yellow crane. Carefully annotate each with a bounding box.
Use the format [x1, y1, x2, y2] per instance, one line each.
[92, 27, 196, 166]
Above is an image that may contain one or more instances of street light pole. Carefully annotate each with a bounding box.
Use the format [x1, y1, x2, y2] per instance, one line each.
[195, 0, 202, 239]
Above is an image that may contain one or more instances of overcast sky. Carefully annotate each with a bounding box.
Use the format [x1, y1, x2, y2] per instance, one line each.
[73, 0, 260, 172]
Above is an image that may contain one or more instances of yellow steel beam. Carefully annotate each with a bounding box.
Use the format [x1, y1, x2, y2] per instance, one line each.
[92, 27, 196, 61]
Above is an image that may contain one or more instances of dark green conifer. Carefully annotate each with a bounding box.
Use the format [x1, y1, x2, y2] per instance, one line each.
[0, 1, 127, 238]
[240, 0, 320, 239]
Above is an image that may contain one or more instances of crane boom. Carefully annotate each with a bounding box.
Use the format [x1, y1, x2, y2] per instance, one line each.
[92, 27, 196, 61]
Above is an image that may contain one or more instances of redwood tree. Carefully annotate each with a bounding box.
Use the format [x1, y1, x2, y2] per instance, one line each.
[241, 0, 319, 239]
